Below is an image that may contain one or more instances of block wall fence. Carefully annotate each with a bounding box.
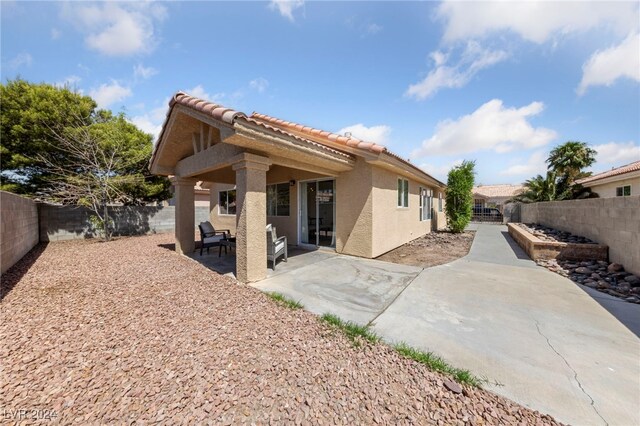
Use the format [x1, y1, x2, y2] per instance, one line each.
[1, 191, 210, 274]
[520, 196, 640, 275]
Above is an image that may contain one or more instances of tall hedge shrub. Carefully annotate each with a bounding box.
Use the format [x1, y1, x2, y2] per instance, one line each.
[445, 161, 475, 233]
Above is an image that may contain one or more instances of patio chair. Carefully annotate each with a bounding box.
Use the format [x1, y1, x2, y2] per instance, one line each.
[266, 224, 287, 270]
[198, 221, 231, 256]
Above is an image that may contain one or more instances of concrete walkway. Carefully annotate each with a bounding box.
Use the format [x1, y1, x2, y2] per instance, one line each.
[251, 225, 640, 425]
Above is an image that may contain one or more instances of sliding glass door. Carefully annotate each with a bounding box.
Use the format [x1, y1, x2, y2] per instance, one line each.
[300, 179, 335, 248]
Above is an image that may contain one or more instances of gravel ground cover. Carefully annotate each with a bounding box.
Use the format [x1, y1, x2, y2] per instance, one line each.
[517, 224, 596, 244]
[1, 234, 561, 425]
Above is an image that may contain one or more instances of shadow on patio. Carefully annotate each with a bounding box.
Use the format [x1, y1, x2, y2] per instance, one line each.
[187, 245, 337, 280]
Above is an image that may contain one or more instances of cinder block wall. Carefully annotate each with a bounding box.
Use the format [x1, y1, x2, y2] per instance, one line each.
[39, 204, 210, 242]
[520, 196, 640, 275]
[1, 191, 40, 274]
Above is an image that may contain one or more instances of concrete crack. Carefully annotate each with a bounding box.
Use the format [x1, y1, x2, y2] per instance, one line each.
[366, 268, 424, 328]
[534, 320, 609, 426]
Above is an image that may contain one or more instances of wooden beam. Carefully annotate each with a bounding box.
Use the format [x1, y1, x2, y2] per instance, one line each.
[175, 142, 245, 178]
[207, 125, 212, 149]
[191, 133, 198, 155]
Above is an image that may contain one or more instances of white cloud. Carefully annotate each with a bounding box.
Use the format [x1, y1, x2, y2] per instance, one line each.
[249, 77, 269, 93]
[419, 159, 463, 182]
[500, 150, 548, 177]
[131, 100, 170, 141]
[54, 75, 81, 89]
[186, 85, 214, 102]
[412, 99, 557, 157]
[269, 0, 304, 22]
[436, 1, 638, 44]
[89, 81, 132, 109]
[133, 64, 158, 80]
[406, 41, 508, 99]
[592, 141, 640, 166]
[364, 23, 382, 36]
[338, 123, 392, 146]
[64, 2, 167, 56]
[9, 52, 32, 69]
[577, 32, 640, 95]
[51, 28, 61, 40]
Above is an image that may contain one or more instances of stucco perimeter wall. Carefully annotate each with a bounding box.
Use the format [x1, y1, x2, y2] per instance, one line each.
[40, 204, 210, 242]
[1, 191, 40, 274]
[589, 176, 640, 198]
[520, 196, 640, 275]
[371, 167, 433, 257]
[336, 158, 373, 257]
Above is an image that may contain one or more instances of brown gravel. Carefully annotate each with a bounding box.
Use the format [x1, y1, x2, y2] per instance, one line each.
[1, 234, 561, 425]
[376, 231, 476, 268]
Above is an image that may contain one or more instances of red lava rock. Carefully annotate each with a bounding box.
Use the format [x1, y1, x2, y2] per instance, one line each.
[444, 379, 463, 394]
[0, 235, 564, 425]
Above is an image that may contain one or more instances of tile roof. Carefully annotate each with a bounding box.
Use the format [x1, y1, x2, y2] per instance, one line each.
[473, 184, 524, 198]
[153, 91, 445, 187]
[170, 92, 245, 124]
[576, 160, 640, 185]
[248, 112, 386, 154]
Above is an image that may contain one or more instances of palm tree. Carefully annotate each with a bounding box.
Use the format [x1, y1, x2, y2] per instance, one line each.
[511, 171, 558, 203]
[547, 141, 597, 184]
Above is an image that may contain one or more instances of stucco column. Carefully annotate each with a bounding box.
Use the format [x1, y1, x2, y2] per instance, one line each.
[173, 177, 196, 255]
[232, 156, 271, 283]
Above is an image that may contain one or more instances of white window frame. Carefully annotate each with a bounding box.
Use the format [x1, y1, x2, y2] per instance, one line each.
[218, 189, 237, 216]
[267, 182, 291, 217]
[419, 187, 432, 221]
[397, 178, 409, 208]
[616, 185, 631, 197]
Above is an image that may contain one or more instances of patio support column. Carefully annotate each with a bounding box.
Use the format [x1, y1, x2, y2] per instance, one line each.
[173, 177, 196, 255]
[232, 155, 272, 283]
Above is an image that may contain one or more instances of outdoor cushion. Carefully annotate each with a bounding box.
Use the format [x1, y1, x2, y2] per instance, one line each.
[200, 221, 215, 235]
[274, 240, 285, 253]
[203, 235, 225, 244]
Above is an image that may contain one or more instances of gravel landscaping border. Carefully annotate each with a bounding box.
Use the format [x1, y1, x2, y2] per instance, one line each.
[1, 234, 563, 424]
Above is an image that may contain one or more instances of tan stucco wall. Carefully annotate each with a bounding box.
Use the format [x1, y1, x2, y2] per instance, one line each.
[335, 158, 374, 257]
[194, 192, 210, 207]
[520, 196, 640, 275]
[371, 167, 436, 257]
[588, 177, 640, 198]
[209, 182, 237, 234]
[1, 191, 40, 274]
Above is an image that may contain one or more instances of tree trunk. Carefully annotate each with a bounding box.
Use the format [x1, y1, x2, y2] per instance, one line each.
[103, 202, 110, 241]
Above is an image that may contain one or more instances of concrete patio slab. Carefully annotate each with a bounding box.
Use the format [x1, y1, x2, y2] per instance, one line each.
[252, 255, 422, 324]
[373, 225, 640, 426]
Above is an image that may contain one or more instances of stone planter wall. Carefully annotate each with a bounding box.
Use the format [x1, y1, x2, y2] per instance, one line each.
[507, 223, 608, 262]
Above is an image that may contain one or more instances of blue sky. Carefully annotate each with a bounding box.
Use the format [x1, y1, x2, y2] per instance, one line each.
[2, 1, 639, 184]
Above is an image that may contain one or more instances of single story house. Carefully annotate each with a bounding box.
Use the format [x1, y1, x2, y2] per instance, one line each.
[150, 92, 446, 282]
[576, 160, 640, 198]
[473, 184, 524, 212]
[166, 181, 211, 208]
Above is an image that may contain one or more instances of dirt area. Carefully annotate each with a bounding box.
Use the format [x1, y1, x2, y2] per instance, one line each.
[376, 231, 476, 267]
[0, 234, 560, 425]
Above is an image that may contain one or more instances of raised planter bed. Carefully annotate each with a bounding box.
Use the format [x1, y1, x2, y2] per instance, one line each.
[507, 223, 608, 262]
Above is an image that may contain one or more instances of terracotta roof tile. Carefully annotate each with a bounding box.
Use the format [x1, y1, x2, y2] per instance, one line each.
[249, 112, 387, 155]
[473, 184, 524, 198]
[170, 92, 246, 124]
[576, 160, 640, 185]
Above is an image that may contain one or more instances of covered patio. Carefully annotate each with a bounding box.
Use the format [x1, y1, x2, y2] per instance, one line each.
[150, 93, 355, 282]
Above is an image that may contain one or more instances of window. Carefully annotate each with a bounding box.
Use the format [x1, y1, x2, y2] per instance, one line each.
[219, 189, 237, 215]
[419, 187, 432, 221]
[616, 185, 631, 197]
[438, 192, 443, 212]
[267, 183, 290, 216]
[397, 178, 409, 208]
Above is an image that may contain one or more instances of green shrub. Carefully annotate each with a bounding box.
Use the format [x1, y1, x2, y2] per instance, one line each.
[445, 161, 475, 233]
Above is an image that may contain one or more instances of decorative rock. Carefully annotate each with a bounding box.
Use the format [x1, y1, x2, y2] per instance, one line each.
[624, 275, 640, 287]
[443, 379, 462, 395]
[607, 263, 624, 273]
[575, 267, 591, 275]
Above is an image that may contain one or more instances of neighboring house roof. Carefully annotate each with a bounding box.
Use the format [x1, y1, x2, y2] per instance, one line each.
[473, 184, 524, 199]
[152, 91, 445, 187]
[576, 160, 640, 185]
[194, 181, 209, 194]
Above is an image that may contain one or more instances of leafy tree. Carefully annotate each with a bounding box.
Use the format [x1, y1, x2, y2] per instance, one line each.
[1, 78, 96, 194]
[511, 171, 558, 203]
[40, 113, 168, 240]
[547, 141, 597, 184]
[445, 160, 475, 233]
[0, 79, 170, 207]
